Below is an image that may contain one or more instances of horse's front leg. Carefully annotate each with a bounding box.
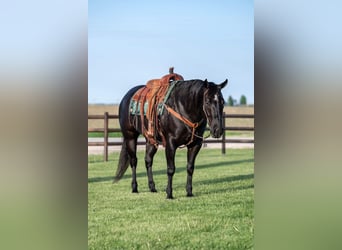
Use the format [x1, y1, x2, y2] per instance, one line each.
[186, 143, 202, 197]
[165, 142, 177, 199]
[145, 142, 158, 192]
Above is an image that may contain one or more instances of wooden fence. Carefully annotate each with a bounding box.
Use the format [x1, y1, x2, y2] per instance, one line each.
[88, 112, 254, 161]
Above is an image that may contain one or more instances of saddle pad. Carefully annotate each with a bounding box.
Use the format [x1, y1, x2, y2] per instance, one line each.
[129, 81, 177, 116]
[130, 101, 166, 116]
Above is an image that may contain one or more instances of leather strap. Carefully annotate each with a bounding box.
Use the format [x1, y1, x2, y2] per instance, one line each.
[163, 104, 199, 129]
[163, 104, 204, 146]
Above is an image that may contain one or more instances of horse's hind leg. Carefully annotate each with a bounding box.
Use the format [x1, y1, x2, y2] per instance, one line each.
[126, 137, 139, 193]
[145, 143, 158, 192]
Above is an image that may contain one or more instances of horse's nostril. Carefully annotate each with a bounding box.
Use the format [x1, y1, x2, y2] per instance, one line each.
[214, 127, 223, 138]
[211, 127, 221, 138]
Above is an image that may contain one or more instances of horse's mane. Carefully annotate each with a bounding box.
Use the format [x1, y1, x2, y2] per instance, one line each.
[171, 79, 205, 105]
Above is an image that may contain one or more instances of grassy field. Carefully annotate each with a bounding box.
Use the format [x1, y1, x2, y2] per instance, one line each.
[88, 148, 254, 249]
[88, 105, 254, 138]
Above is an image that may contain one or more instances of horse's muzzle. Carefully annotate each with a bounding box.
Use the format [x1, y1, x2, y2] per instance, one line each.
[211, 126, 223, 138]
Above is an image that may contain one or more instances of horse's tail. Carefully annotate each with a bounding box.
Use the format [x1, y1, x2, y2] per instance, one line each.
[113, 140, 130, 183]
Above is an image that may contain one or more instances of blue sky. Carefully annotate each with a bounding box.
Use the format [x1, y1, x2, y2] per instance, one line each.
[89, 0, 254, 104]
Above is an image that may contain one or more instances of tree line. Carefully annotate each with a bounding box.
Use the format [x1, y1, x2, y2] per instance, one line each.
[227, 95, 247, 106]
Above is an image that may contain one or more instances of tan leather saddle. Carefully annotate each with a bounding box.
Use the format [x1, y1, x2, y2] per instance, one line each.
[131, 67, 184, 146]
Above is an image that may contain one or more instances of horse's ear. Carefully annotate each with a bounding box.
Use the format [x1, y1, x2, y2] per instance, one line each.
[204, 79, 209, 88]
[219, 79, 228, 89]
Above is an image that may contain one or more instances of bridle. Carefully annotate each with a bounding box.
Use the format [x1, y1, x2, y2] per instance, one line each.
[162, 88, 213, 146]
[202, 88, 212, 128]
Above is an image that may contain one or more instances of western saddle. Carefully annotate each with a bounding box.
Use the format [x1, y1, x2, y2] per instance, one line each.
[130, 67, 184, 146]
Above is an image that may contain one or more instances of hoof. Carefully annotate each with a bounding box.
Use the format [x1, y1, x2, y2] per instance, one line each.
[149, 183, 157, 193]
[166, 186, 173, 199]
[132, 183, 138, 193]
[187, 193, 194, 197]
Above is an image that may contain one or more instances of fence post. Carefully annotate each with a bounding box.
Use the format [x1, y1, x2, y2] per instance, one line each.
[222, 112, 226, 155]
[104, 112, 109, 161]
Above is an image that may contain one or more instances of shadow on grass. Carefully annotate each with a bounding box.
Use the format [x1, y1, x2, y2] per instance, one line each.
[88, 158, 254, 183]
[196, 173, 254, 186]
[195, 174, 254, 196]
[88, 157, 116, 164]
[212, 183, 254, 194]
[88, 176, 114, 183]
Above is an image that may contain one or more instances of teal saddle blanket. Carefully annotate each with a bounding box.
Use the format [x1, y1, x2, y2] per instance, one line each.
[129, 81, 177, 116]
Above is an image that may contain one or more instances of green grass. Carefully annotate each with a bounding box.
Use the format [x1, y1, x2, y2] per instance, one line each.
[88, 148, 254, 249]
[88, 132, 122, 138]
[88, 131, 254, 138]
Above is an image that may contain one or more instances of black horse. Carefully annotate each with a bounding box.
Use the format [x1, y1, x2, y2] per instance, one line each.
[114, 79, 228, 199]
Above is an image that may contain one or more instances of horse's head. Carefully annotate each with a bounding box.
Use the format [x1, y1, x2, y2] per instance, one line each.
[203, 79, 228, 138]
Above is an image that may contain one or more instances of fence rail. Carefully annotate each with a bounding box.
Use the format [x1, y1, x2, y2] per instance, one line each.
[88, 112, 254, 161]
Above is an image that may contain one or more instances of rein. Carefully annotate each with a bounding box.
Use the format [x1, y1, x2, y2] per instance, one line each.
[163, 103, 209, 146]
